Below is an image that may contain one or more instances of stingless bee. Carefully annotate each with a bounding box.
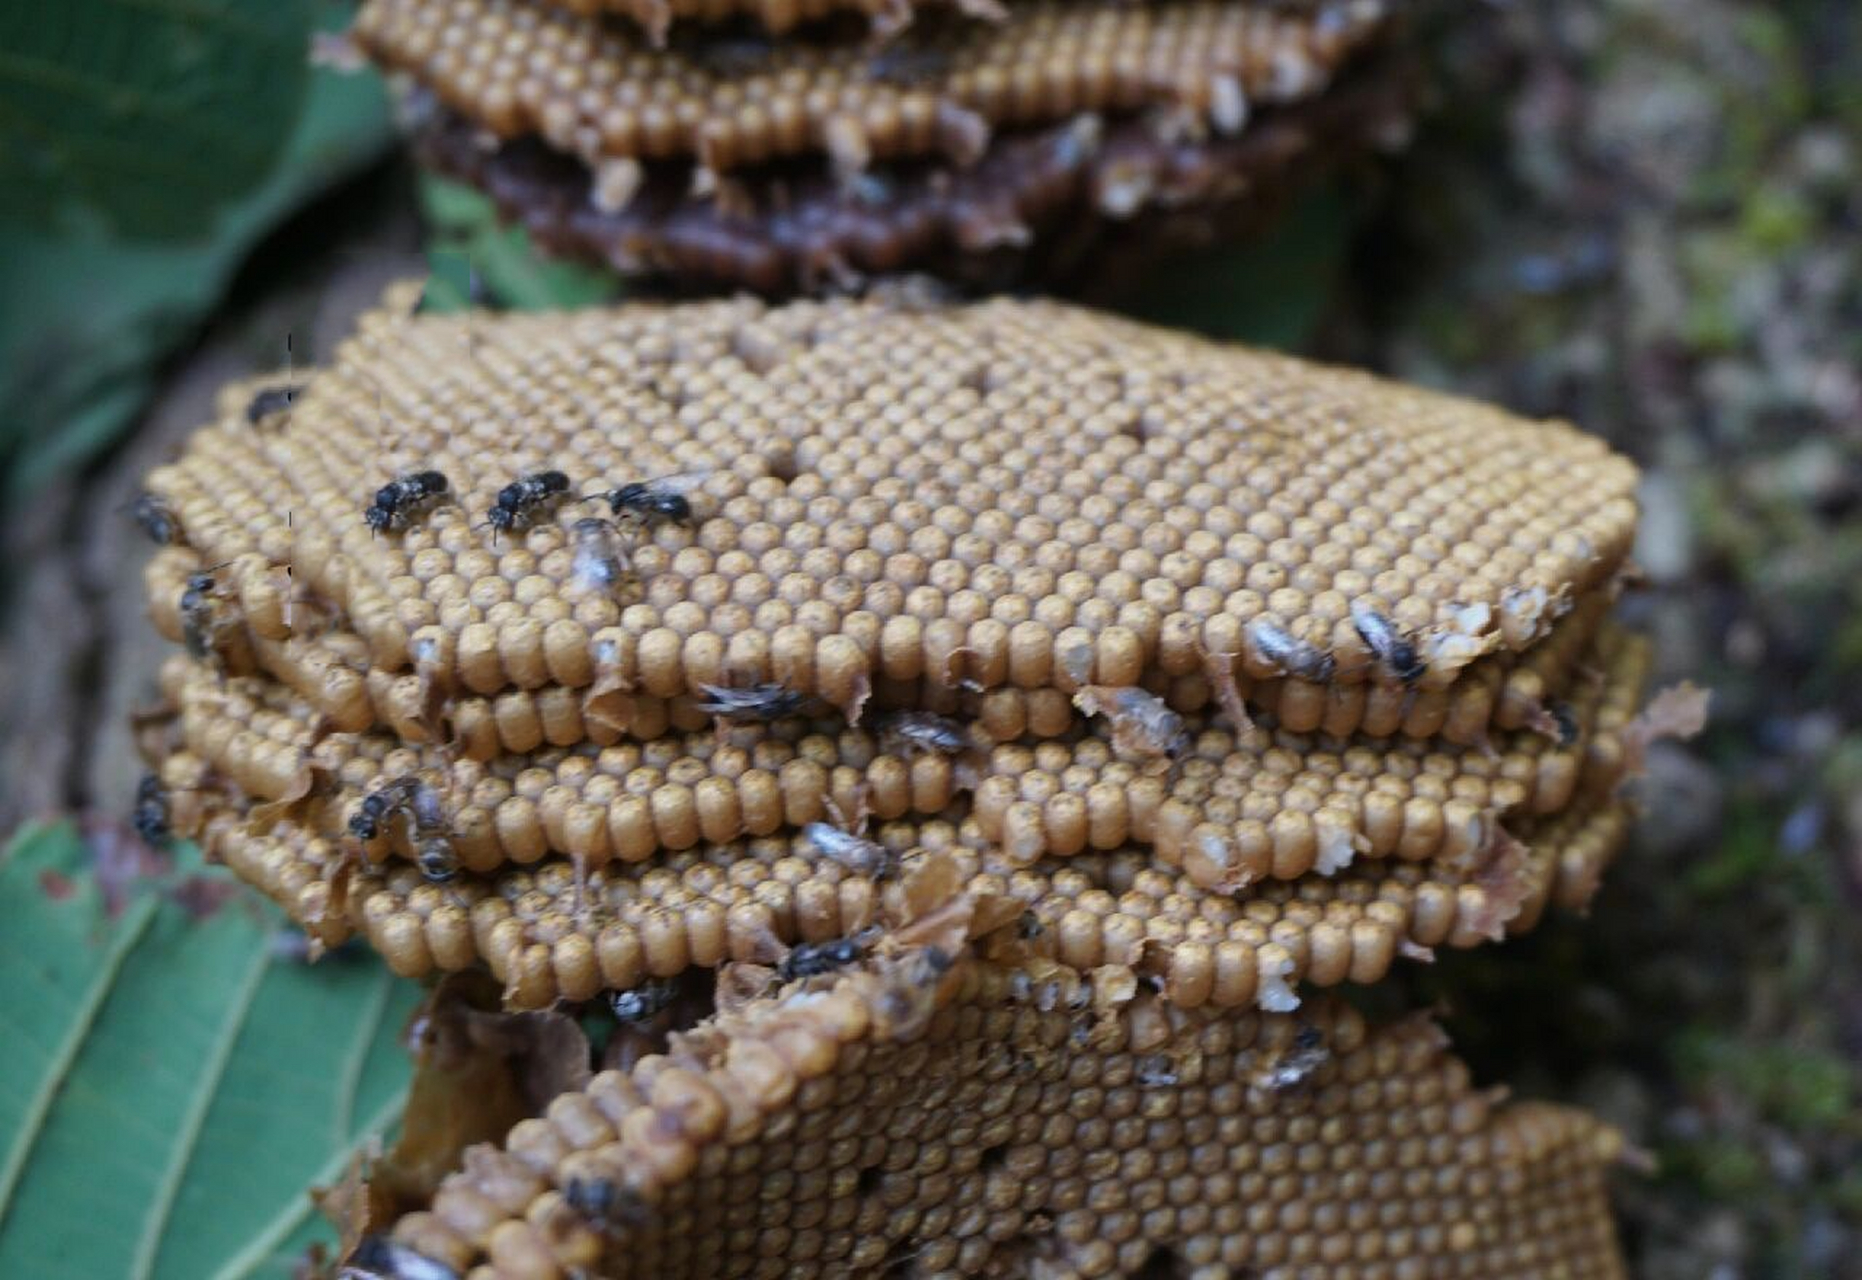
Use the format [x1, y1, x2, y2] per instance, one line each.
[590, 471, 707, 530]
[348, 775, 458, 882]
[131, 493, 181, 545]
[778, 927, 879, 983]
[609, 977, 681, 1024]
[341, 1236, 460, 1280]
[133, 773, 171, 846]
[876, 710, 969, 758]
[365, 470, 450, 534]
[561, 1174, 649, 1231]
[245, 384, 301, 425]
[694, 681, 812, 724]
[801, 821, 897, 879]
[486, 470, 571, 537]
[569, 516, 636, 597]
[1350, 602, 1426, 686]
[179, 565, 239, 665]
[1247, 617, 1337, 683]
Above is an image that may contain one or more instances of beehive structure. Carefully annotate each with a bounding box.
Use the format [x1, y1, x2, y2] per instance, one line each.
[375, 961, 1631, 1279]
[349, 0, 1411, 291]
[137, 289, 1652, 1275]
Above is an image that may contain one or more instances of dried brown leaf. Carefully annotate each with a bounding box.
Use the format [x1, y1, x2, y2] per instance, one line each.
[369, 974, 591, 1214]
[1621, 681, 1711, 776]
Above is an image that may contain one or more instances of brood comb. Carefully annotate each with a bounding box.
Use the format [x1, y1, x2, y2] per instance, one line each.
[142, 289, 1638, 744]
[348, 0, 1408, 290]
[133, 286, 1657, 1274]
[371, 956, 1631, 1277]
[354, 0, 1390, 176]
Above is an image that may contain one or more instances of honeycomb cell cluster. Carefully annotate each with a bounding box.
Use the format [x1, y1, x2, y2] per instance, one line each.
[347, 0, 1412, 291]
[137, 288, 1653, 1276]
[377, 961, 1631, 1278]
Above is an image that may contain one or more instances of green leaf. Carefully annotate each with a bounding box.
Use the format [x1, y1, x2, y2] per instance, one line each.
[417, 175, 622, 313]
[0, 1, 393, 501]
[1119, 182, 1356, 350]
[0, 822, 422, 1279]
[0, 0, 314, 239]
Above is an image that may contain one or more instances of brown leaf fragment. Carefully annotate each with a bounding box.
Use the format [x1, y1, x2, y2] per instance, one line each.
[1464, 825, 1533, 942]
[314, 1138, 383, 1266]
[714, 961, 780, 1015]
[1621, 681, 1711, 777]
[80, 815, 170, 918]
[836, 666, 872, 725]
[370, 974, 592, 1215]
[168, 874, 240, 920]
[245, 762, 332, 835]
[1198, 644, 1255, 735]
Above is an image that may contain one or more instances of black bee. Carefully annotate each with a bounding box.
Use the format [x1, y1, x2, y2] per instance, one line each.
[695, 681, 811, 723]
[867, 43, 950, 87]
[414, 836, 459, 883]
[778, 931, 873, 982]
[1252, 1024, 1331, 1095]
[688, 30, 774, 76]
[245, 384, 301, 425]
[1247, 617, 1337, 683]
[609, 977, 680, 1024]
[341, 1235, 460, 1280]
[1350, 602, 1426, 685]
[351, 776, 459, 882]
[487, 470, 571, 536]
[595, 472, 706, 530]
[349, 775, 446, 840]
[877, 711, 969, 758]
[569, 517, 635, 596]
[365, 471, 450, 534]
[801, 822, 896, 878]
[133, 774, 171, 846]
[131, 493, 181, 545]
[562, 1175, 648, 1230]
[1549, 700, 1580, 747]
[180, 566, 237, 663]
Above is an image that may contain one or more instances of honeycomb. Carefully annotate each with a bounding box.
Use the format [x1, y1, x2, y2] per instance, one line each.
[135, 291, 1651, 1275]
[373, 956, 1630, 1278]
[156, 623, 1643, 885]
[405, 60, 1412, 294]
[353, 0, 1392, 176]
[538, 0, 990, 44]
[141, 291, 1638, 742]
[196, 784, 1630, 1010]
[146, 538, 1611, 754]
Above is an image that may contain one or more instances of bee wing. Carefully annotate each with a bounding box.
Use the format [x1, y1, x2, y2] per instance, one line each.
[651, 470, 711, 495]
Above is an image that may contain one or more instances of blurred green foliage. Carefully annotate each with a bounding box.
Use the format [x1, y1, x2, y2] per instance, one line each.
[0, 0, 393, 504]
[417, 176, 620, 314]
[0, 822, 422, 1278]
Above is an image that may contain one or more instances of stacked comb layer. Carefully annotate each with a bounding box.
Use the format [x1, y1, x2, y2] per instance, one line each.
[375, 961, 1631, 1278]
[349, 0, 1411, 291]
[139, 289, 1646, 1274]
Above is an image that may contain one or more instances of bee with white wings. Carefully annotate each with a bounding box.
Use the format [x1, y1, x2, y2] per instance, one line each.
[590, 470, 709, 530]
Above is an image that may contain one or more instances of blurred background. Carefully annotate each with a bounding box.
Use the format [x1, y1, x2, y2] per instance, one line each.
[0, 0, 1857, 1275]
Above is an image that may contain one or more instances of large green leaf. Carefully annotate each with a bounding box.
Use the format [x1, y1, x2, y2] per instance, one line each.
[0, 0, 313, 238]
[0, 1, 393, 503]
[0, 822, 422, 1279]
